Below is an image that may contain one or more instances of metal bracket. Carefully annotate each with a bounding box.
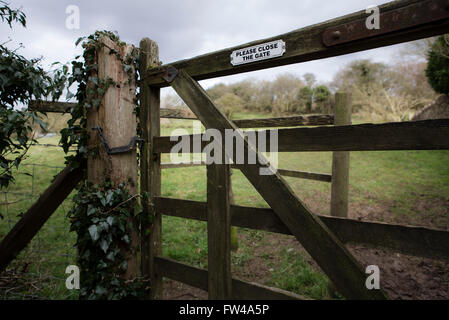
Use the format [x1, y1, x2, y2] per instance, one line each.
[323, 0, 449, 47]
[161, 65, 178, 83]
[92, 126, 143, 155]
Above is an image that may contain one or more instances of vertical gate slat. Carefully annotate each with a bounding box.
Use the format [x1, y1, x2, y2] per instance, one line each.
[207, 162, 232, 299]
[139, 38, 162, 299]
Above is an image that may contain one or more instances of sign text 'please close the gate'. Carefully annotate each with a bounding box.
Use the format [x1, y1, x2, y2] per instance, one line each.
[230, 40, 286, 66]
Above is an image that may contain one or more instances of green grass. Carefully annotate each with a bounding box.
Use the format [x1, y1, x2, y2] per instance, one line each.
[1, 117, 448, 299]
[267, 247, 330, 300]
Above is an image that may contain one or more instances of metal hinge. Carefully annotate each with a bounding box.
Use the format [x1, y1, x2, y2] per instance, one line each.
[92, 126, 143, 155]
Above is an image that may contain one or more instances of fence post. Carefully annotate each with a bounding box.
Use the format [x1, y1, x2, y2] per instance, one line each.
[207, 161, 232, 299]
[330, 92, 352, 217]
[86, 36, 139, 278]
[139, 38, 162, 299]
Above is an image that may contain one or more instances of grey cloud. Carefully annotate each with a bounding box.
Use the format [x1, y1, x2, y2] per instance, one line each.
[2, 0, 406, 85]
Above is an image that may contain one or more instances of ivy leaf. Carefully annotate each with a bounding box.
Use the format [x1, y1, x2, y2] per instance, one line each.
[88, 224, 99, 242]
[106, 251, 115, 261]
[66, 90, 75, 100]
[105, 190, 114, 204]
[87, 204, 96, 216]
[75, 36, 85, 46]
[122, 234, 130, 244]
[95, 285, 107, 296]
[106, 216, 114, 226]
[100, 239, 109, 253]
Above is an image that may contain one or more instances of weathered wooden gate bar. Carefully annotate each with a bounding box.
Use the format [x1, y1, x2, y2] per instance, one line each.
[0, 163, 84, 272]
[154, 196, 449, 261]
[154, 119, 449, 153]
[29, 101, 334, 128]
[166, 69, 387, 299]
[154, 256, 306, 300]
[146, 0, 449, 87]
[160, 162, 332, 183]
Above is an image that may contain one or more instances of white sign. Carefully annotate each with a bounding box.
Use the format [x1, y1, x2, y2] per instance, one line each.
[230, 40, 286, 66]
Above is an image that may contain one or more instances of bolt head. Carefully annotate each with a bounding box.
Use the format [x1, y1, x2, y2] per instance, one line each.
[332, 31, 342, 40]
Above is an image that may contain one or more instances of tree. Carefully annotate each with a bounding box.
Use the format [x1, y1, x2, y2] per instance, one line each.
[303, 73, 316, 88]
[271, 73, 302, 113]
[426, 35, 449, 94]
[297, 86, 313, 113]
[0, 1, 62, 188]
[313, 85, 331, 113]
[330, 59, 389, 93]
[313, 85, 330, 103]
[215, 92, 244, 118]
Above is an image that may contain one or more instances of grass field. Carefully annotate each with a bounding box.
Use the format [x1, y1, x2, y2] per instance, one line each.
[1, 115, 448, 299]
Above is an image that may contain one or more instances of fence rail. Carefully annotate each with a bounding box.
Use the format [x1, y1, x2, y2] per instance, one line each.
[161, 162, 332, 183]
[154, 256, 306, 300]
[29, 100, 334, 128]
[155, 197, 449, 261]
[0, 163, 77, 299]
[154, 119, 449, 153]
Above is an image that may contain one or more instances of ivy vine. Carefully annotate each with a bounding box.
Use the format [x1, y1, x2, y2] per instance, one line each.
[58, 31, 145, 299]
[68, 180, 147, 299]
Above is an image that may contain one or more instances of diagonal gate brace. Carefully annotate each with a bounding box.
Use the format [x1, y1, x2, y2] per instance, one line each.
[163, 68, 388, 300]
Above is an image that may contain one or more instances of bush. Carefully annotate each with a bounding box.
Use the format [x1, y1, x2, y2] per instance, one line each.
[426, 36, 449, 94]
[215, 92, 244, 118]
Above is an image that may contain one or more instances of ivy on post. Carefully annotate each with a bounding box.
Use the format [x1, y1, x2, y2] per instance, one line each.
[71, 34, 141, 298]
[139, 38, 162, 299]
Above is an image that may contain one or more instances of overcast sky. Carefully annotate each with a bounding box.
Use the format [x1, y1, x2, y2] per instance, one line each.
[1, 0, 416, 96]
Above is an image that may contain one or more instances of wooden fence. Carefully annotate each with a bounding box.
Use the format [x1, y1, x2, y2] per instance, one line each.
[2, 0, 449, 300]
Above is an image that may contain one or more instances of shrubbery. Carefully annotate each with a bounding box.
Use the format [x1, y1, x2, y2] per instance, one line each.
[426, 35, 449, 95]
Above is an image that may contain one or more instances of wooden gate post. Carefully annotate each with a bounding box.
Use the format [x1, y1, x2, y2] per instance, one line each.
[86, 36, 139, 278]
[330, 92, 352, 217]
[139, 38, 162, 299]
[207, 161, 232, 299]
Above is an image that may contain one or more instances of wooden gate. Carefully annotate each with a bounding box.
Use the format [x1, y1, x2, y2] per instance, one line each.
[139, 0, 449, 300]
[2, 0, 449, 300]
